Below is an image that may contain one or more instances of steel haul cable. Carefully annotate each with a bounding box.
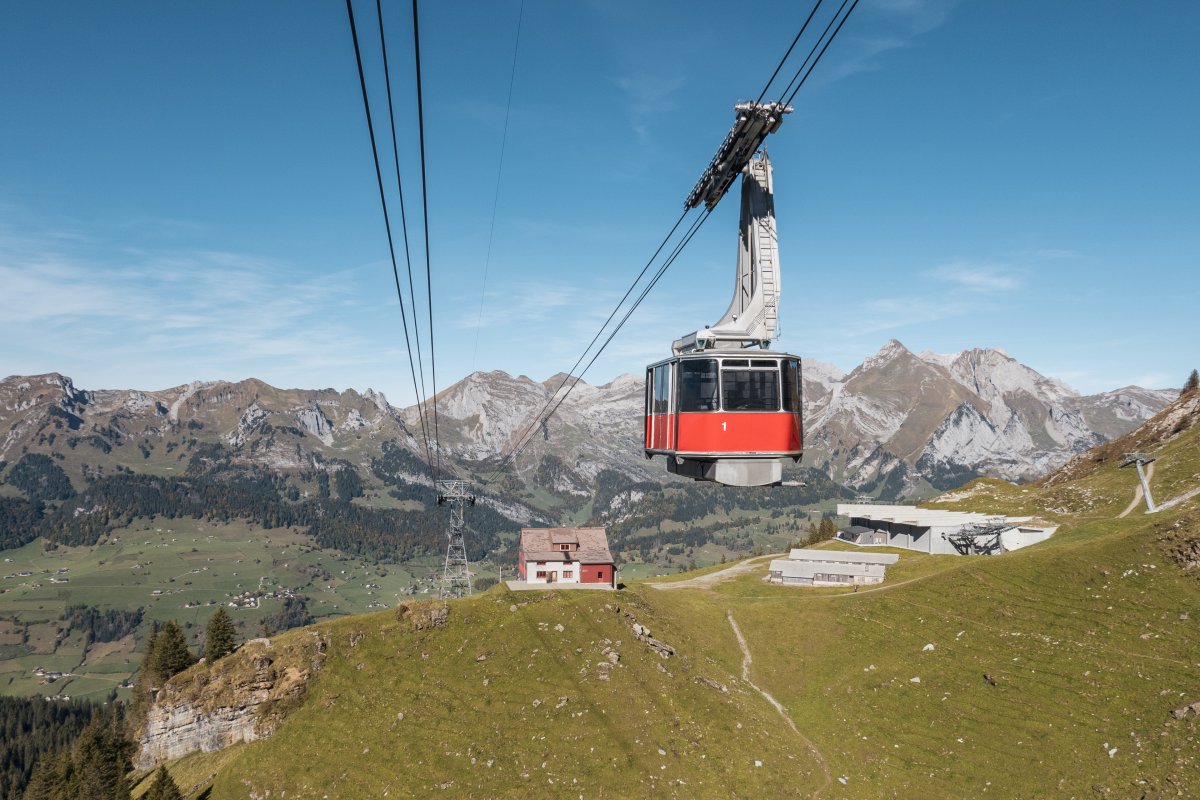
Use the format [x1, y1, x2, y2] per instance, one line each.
[484, 0, 861, 486]
[372, 0, 434, 477]
[486, 209, 713, 483]
[344, 0, 436, 484]
[411, 0, 442, 480]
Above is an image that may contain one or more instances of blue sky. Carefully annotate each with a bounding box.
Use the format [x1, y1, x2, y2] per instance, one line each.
[2, 0, 1197, 404]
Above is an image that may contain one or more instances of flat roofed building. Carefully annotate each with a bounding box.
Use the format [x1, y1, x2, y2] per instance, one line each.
[835, 504, 1057, 555]
[767, 548, 900, 587]
[518, 527, 615, 588]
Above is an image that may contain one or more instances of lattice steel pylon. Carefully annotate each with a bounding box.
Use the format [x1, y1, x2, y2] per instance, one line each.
[437, 480, 475, 599]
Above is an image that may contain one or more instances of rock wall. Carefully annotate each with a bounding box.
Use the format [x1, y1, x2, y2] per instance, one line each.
[136, 635, 326, 770]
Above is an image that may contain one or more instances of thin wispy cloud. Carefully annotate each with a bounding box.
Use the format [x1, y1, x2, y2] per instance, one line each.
[0, 231, 412, 394]
[927, 263, 1021, 292]
[809, 0, 959, 84]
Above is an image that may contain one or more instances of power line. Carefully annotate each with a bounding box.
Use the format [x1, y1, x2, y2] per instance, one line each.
[344, 0, 436, 483]
[471, 0, 525, 372]
[411, 0, 442, 480]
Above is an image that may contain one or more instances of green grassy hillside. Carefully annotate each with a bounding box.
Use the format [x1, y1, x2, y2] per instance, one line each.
[138, 395, 1200, 798]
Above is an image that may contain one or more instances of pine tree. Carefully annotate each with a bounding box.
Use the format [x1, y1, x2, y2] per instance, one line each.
[204, 607, 236, 662]
[142, 766, 183, 800]
[1184, 369, 1199, 394]
[67, 715, 129, 800]
[145, 621, 195, 683]
[27, 708, 134, 800]
[21, 751, 70, 800]
[816, 517, 838, 542]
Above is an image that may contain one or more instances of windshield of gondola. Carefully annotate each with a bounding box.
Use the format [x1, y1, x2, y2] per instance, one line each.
[721, 361, 780, 411]
[678, 359, 719, 411]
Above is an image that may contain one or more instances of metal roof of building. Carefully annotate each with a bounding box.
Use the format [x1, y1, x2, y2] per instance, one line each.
[786, 549, 899, 565]
[837, 504, 1010, 527]
[769, 559, 886, 578]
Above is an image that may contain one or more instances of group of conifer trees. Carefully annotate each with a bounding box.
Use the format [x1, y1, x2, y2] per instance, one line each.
[137, 609, 236, 694]
[21, 708, 184, 800]
[13, 608, 238, 799]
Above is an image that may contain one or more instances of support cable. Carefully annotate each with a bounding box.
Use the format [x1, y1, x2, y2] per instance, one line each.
[753, 0, 826, 104]
[411, 0, 442, 480]
[485, 0, 859, 485]
[471, 0, 525, 372]
[776, 0, 860, 107]
[372, 0, 435, 476]
[487, 209, 713, 483]
[487, 208, 690, 480]
[344, 0, 436, 483]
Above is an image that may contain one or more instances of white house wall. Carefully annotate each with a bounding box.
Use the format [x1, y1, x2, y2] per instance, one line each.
[524, 561, 580, 584]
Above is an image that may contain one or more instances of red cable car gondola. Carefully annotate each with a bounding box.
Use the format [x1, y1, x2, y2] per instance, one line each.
[643, 102, 801, 486]
[645, 350, 802, 486]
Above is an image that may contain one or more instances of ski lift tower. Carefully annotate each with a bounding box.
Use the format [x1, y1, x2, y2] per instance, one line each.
[1120, 452, 1158, 513]
[437, 480, 475, 599]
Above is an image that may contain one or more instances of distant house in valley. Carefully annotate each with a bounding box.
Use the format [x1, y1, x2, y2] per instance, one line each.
[518, 527, 615, 588]
[767, 549, 899, 587]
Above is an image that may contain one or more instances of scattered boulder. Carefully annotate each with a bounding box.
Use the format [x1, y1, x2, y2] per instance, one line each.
[395, 600, 450, 630]
[1171, 701, 1200, 719]
[630, 621, 675, 658]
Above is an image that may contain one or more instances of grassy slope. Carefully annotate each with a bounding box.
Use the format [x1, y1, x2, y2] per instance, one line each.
[150, 410, 1200, 798]
[211, 591, 821, 798]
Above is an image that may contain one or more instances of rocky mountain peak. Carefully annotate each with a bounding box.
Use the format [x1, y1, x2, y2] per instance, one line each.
[857, 339, 916, 372]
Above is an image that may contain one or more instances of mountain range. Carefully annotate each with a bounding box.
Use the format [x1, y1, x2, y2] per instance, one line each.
[0, 340, 1175, 509]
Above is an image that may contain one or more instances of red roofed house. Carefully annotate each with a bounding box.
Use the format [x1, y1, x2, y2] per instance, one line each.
[518, 527, 615, 588]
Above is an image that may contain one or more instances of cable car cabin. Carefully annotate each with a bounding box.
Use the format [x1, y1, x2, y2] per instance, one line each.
[644, 351, 802, 487]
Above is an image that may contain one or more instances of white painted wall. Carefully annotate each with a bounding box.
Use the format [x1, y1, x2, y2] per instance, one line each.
[524, 561, 580, 584]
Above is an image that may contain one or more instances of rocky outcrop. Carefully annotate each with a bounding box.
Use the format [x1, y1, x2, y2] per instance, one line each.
[136, 634, 327, 770]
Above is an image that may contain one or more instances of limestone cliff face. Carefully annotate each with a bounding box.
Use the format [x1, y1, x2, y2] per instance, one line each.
[136, 634, 327, 770]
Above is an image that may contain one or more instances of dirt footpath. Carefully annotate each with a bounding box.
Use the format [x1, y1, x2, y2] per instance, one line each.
[646, 554, 779, 590]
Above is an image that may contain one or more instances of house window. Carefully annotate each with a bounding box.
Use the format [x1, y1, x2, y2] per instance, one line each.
[536, 561, 546, 566]
[563, 571, 573, 579]
[559, 543, 572, 551]
[536, 571, 546, 579]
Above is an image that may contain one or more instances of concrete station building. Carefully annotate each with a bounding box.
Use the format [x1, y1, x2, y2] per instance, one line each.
[767, 549, 900, 587]
[836, 504, 1058, 556]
